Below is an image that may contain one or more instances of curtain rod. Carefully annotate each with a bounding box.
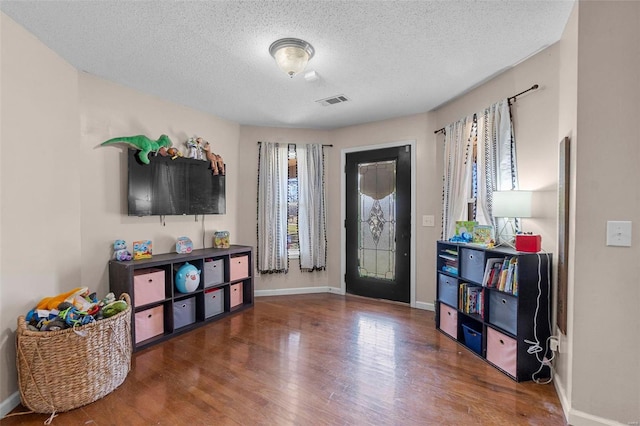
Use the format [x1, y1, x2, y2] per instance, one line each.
[433, 83, 539, 135]
[257, 142, 333, 147]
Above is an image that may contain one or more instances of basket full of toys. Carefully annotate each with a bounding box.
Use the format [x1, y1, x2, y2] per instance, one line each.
[16, 288, 132, 416]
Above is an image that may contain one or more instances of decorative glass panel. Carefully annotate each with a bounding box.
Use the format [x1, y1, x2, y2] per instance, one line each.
[357, 160, 396, 280]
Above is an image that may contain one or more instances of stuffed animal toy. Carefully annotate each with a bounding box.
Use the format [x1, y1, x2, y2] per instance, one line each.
[203, 141, 225, 175]
[35, 287, 89, 311]
[113, 239, 132, 261]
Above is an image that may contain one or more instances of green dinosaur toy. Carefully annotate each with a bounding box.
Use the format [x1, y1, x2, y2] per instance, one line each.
[101, 134, 173, 165]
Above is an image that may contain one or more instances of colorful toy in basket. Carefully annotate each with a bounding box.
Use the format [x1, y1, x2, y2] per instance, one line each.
[28, 289, 128, 331]
[113, 239, 133, 261]
[175, 262, 201, 293]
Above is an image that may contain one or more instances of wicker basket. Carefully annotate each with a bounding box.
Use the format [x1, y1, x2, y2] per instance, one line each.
[16, 293, 132, 414]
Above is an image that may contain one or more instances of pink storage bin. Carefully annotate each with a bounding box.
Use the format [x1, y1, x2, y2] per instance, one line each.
[486, 327, 517, 377]
[133, 268, 165, 307]
[439, 302, 458, 339]
[134, 305, 164, 343]
[230, 283, 243, 308]
[229, 255, 249, 281]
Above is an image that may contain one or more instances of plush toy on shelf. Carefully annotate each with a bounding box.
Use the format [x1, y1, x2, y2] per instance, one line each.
[203, 141, 225, 175]
[112, 239, 132, 261]
[186, 137, 205, 160]
[100, 134, 173, 165]
[175, 262, 201, 293]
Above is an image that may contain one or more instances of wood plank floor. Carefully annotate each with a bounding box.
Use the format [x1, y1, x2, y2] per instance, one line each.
[3, 294, 566, 425]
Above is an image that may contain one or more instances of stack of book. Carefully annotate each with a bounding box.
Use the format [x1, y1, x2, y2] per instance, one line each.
[459, 283, 484, 318]
[482, 256, 519, 295]
[439, 248, 459, 275]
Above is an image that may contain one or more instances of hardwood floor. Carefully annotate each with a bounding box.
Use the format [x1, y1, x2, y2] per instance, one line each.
[3, 294, 566, 425]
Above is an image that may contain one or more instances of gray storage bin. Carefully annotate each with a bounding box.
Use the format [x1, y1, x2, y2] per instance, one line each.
[460, 248, 485, 283]
[438, 274, 458, 307]
[489, 291, 518, 335]
[173, 296, 196, 329]
[204, 258, 224, 288]
[204, 287, 224, 318]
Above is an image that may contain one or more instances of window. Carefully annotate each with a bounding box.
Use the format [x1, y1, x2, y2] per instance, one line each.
[287, 145, 299, 258]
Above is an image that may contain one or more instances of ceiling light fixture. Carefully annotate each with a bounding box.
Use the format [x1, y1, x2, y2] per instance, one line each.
[269, 38, 315, 78]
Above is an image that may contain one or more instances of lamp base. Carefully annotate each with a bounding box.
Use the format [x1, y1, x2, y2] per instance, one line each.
[495, 219, 517, 248]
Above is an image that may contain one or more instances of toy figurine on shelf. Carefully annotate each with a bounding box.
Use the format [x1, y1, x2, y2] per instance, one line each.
[186, 136, 206, 160]
[100, 134, 173, 165]
[166, 147, 182, 160]
[112, 239, 132, 261]
[203, 141, 225, 175]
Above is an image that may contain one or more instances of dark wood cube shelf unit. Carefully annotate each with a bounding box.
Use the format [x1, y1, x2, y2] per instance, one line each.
[435, 241, 552, 381]
[109, 245, 253, 352]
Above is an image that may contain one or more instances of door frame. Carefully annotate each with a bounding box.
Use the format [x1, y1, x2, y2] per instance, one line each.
[340, 140, 417, 307]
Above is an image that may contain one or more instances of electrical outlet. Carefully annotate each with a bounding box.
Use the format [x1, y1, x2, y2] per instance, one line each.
[422, 215, 435, 227]
[606, 220, 632, 247]
[550, 337, 560, 352]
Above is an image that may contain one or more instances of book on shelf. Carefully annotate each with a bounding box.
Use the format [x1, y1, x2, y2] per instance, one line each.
[497, 258, 510, 291]
[438, 254, 458, 262]
[482, 258, 504, 287]
[458, 283, 484, 317]
[455, 221, 477, 237]
[472, 224, 494, 246]
[504, 257, 517, 293]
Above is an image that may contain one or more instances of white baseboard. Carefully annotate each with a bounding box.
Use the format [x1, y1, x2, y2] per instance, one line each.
[567, 409, 626, 426]
[554, 366, 623, 426]
[1, 391, 20, 419]
[414, 301, 435, 311]
[255, 286, 342, 297]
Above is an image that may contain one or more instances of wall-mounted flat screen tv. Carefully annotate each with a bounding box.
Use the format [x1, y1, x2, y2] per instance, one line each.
[127, 149, 225, 216]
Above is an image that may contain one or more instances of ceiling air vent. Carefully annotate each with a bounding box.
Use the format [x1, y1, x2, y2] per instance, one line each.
[315, 94, 350, 106]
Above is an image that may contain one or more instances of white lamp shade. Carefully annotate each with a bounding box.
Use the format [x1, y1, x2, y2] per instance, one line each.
[492, 190, 533, 218]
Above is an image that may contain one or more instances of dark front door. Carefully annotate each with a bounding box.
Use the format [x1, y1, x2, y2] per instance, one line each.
[345, 146, 411, 303]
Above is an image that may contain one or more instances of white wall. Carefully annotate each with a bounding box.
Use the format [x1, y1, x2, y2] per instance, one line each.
[1, 13, 81, 406]
[570, 1, 640, 423]
[555, 0, 578, 420]
[78, 72, 241, 295]
[0, 12, 241, 408]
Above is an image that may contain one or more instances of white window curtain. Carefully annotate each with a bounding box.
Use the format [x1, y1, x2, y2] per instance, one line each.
[257, 142, 289, 273]
[296, 144, 327, 271]
[442, 116, 474, 239]
[441, 99, 518, 241]
[476, 99, 519, 238]
[257, 142, 327, 273]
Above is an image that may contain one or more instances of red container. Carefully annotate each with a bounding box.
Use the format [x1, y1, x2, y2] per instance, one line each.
[515, 234, 541, 253]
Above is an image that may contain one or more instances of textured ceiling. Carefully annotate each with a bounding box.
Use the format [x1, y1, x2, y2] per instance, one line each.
[1, 1, 574, 130]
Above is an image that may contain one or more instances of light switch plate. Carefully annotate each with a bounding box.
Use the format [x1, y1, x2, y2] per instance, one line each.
[606, 221, 632, 247]
[422, 215, 435, 227]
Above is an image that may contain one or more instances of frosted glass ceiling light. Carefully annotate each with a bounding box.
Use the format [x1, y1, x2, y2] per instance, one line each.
[269, 38, 315, 78]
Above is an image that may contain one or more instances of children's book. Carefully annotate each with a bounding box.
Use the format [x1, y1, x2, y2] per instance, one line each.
[133, 240, 153, 260]
[472, 225, 494, 246]
[455, 221, 477, 237]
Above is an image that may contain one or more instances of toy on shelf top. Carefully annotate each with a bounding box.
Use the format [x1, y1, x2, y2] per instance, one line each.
[101, 134, 173, 165]
[186, 136, 206, 160]
[112, 239, 132, 261]
[203, 141, 225, 175]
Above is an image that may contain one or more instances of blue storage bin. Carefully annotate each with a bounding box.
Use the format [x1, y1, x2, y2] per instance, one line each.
[462, 324, 482, 355]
